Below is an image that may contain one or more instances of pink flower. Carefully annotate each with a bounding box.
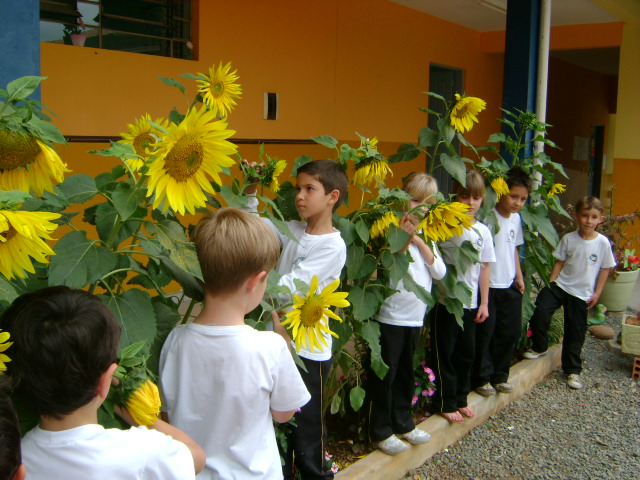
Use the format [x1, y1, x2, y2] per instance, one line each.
[325, 452, 332, 461]
[527, 329, 533, 338]
[415, 381, 420, 386]
[420, 360, 426, 366]
[331, 464, 340, 473]
[411, 395, 419, 406]
[425, 388, 435, 397]
[421, 389, 429, 397]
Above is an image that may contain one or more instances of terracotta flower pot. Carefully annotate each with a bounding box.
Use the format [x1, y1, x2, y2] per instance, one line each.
[599, 269, 640, 312]
[70, 34, 86, 47]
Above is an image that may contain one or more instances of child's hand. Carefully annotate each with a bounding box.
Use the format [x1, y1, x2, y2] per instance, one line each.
[271, 310, 292, 345]
[515, 275, 525, 293]
[241, 159, 265, 195]
[586, 295, 599, 309]
[475, 304, 489, 323]
[114, 404, 139, 426]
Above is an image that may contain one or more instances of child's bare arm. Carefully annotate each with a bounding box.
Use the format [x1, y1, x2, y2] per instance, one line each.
[549, 259, 564, 283]
[271, 310, 292, 345]
[271, 408, 297, 423]
[116, 406, 206, 474]
[587, 267, 611, 309]
[514, 247, 524, 293]
[475, 262, 491, 323]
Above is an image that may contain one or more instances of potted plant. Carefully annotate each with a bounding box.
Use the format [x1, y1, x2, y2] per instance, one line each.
[63, 12, 86, 46]
[597, 186, 640, 312]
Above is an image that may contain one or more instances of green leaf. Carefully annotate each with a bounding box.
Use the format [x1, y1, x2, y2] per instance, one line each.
[437, 118, 455, 145]
[439, 153, 467, 186]
[291, 155, 313, 177]
[101, 289, 157, 355]
[7, 76, 45, 101]
[27, 117, 67, 145]
[423, 91, 446, 102]
[402, 273, 433, 306]
[348, 286, 381, 321]
[0, 275, 19, 308]
[111, 182, 146, 221]
[48, 231, 117, 289]
[388, 251, 410, 286]
[330, 392, 342, 415]
[94, 202, 144, 247]
[57, 174, 98, 204]
[89, 141, 136, 160]
[157, 75, 186, 94]
[335, 217, 357, 246]
[147, 297, 182, 374]
[219, 184, 247, 208]
[443, 297, 465, 327]
[387, 224, 410, 253]
[349, 385, 366, 412]
[146, 220, 203, 281]
[0, 190, 31, 210]
[330, 316, 353, 354]
[388, 143, 421, 164]
[356, 255, 377, 281]
[488, 132, 506, 143]
[355, 220, 370, 244]
[418, 127, 439, 148]
[346, 244, 365, 282]
[310, 135, 338, 149]
[356, 320, 388, 379]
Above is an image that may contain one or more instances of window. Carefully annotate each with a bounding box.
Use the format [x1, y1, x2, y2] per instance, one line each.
[40, 0, 193, 59]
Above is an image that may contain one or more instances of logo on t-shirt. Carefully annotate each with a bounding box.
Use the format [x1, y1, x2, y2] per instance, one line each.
[587, 253, 598, 266]
[475, 236, 483, 249]
[293, 256, 305, 266]
[509, 229, 516, 242]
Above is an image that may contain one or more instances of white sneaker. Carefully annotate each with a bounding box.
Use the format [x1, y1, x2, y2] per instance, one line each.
[377, 434, 409, 455]
[567, 374, 583, 389]
[398, 427, 431, 445]
[522, 349, 547, 359]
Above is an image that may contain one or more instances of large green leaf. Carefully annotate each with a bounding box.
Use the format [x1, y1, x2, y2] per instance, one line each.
[147, 297, 182, 375]
[291, 155, 313, 177]
[348, 285, 381, 321]
[335, 217, 357, 246]
[355, 220, 370, 244]
[101, 289, 157, 355]
[28, 117, 67, 145]
[48, 231, 117, 288]
[388, 251, 410, 286]
[146, 220, 202, 281]
[111, 182, 146, 221]
[356, 320, 388, 379]
[310, 135, 338, 149]
[0, 275, 19, 308]
[418, 127, 439, 148]
[355, 255, 377, 281]
[330, 316, 353, 354]
[387, 224, 410, 253]
[439, 153, 467, 186]
[349, 385, 366, 412]
[7, 76, 45, 101]
[388, 143, 421, 164]
[346, 244, 365, 282]
[402, 273, 433, 306]
[57, 174, 99, 204]
[219, 185, 247, 208]
[95, 202, 145, 247]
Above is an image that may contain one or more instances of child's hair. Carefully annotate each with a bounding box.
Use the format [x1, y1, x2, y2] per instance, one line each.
[0, 376, 21, 480]
[403, 172, 438, 204]
[0, 286, 120, 420]
[506, 165, 533, 191]
[452, 169, 485, 198]
[575, 195, 605, 214]
[192, 208, 280, 295]
[297, 159, 349, 211]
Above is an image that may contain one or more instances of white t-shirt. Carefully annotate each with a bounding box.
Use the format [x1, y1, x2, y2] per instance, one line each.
[377, 241, 446, 327]
[439, 221, 496, 309]
[159, 324, 311, 480]
[246, 195, 347, 361]
[554, 231, 616, 301]
[21, 424, 194, 480]
[484, 209, 524, 288]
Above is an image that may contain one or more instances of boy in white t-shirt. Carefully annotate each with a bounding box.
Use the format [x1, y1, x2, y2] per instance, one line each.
[524, 196, 615, 389]
[1, 286, 205, 480]
[159, 209, 311, 480]
[473, 166, 531, 396]
[432, 170, 495, 423]
[368, 173, 446, 455]
[244, 159, 348, 479]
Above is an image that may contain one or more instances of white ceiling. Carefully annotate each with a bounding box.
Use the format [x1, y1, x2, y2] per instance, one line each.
[390, 0, 622, 32]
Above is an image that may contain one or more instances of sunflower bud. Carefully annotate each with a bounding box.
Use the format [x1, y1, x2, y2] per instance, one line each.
[125, 380, 161, 426]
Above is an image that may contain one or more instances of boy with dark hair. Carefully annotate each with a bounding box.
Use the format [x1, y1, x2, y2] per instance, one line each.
[244, 158, 348, 479]
[431, 169, 495, 423]
[524, 196, 615, 389]
[474, 166, 532, 396]
[0, 376, 25, 480]
[1, 286, 204, 480]
[159, 208, 311, 480]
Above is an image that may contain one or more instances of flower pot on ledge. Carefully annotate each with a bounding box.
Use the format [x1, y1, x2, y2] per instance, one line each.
[599, 269, 640, 313]
[70, 34, 86, 46]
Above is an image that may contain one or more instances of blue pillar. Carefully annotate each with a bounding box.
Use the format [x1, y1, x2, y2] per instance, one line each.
[0, 0, 41, 100]
[501, 0, 540, 160]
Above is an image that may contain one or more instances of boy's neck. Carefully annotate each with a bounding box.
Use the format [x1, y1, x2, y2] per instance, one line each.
[578, 228, 598, 240]
[495, 205, 511, 218]
[304, 210, 335, 235]
[39, 399, 100, 432]
[194, 292, 248, 327]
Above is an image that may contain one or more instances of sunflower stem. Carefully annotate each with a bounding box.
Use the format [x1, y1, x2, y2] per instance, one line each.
[180, 298, 199, 325]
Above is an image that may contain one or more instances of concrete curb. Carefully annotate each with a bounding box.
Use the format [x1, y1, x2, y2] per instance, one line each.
[335, 344, 562, 480]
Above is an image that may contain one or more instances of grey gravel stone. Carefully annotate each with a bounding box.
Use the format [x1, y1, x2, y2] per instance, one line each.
[405, 308, 640, 480]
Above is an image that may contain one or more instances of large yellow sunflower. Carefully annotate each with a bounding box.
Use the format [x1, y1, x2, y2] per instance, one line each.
[145, 106, 237, 215]
[450, 94, 487, 134]
[126, 380, 161, 426]
[548, 183, 566, 197]
[119, 114, 169, 172]
[0, 329, 11, 374]
[418, 202, 472, 243]
[0, 210, 61, 280]
[281, 276, 350, 353]
[491, 177, 510, 200]
[370, 211, 400, 239]
[353, 160, 393, 188]
[197, 62, 242, 118]
[0, 131, 69, 196]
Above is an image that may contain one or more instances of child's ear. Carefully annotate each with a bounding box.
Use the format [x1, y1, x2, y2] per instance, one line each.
[327, 189, 340, 206]
[97, 363, 118, 400]
[247, 270, 268, 292]
[13, 463, 26, 480]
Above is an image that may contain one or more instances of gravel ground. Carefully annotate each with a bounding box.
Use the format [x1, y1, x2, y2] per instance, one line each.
[404, 308, 640, 480]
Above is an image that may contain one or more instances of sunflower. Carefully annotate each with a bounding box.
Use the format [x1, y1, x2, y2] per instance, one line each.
[449, 94, 487, 134]
[353, 160, 393, 188]
[266, 159, 287, 193]
[418, 202, 472, 243]
[145, 106, 237, 215]
[197, 62, 242, 118]
[0, 131, 69, 196]
[491, 177, 510, 199]
[548, 183, 566, 197]
[0, 210, 61, 280]
[0, 329, 12, 374]
[370, 211, 400, 239]
[119, 114, 169, 172]
[125, 380, 161, 426]
[281, 276, 350, 353]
